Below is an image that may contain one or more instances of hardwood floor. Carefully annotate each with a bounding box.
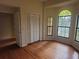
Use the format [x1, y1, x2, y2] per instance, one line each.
[0, 41, 79, 59]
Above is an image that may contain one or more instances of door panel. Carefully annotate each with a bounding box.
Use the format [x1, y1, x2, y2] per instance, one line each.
[30, 14, 40, 43]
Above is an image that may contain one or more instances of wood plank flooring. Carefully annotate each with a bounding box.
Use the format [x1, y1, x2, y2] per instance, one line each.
[0, 41, 79, 59]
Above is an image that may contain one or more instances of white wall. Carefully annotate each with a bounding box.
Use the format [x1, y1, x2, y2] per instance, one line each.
[43, 1, 79, 51]
[0, 0, 43, 47]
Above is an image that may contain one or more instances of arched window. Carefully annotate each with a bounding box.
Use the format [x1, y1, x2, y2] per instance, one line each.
[58, 10, 71, 37]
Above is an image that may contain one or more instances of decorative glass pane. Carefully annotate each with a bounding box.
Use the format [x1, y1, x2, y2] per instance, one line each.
[48, 27, 53, 35]
[77, 16, 79, 28]
[48, 17, 53, 26]
[58, 27, 63, 36]
[76, 16, 79, 41]
[65, 28, 69, 37]
[59, 16, 71, 27]
[76, 29, 79, 41]
[58, 10, 71, 38]
[59, 10, 71, 16]
[58, 27, 69, 37]
[65, 16, 71, 27]
[59, 17, 64, 26]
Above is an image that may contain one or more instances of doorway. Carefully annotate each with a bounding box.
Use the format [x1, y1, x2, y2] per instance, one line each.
[0, 5, 21, 48]
[30, 13, 40, 43]
[0, 13, 16, 47]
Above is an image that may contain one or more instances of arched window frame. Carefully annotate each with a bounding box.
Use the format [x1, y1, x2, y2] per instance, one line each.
[58, 10, 72, 38]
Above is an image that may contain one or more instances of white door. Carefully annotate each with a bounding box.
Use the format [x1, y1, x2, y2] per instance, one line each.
[30, 14, 40, 43]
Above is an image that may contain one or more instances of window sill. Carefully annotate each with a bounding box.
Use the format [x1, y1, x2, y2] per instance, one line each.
[57, 36, 69, 40]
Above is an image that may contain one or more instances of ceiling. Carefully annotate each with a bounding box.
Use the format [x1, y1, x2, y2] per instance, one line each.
[40, 0, 78, 2]
[39, 0, 47, 2]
